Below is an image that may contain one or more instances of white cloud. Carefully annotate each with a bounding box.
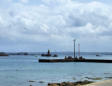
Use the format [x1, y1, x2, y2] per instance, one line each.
[0, 0, 112, 51]
[20, 0, 29, 3]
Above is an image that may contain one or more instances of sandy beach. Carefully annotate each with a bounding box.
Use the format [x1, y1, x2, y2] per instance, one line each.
[48, 79, 112, 86]
[84, 79, 112, 86]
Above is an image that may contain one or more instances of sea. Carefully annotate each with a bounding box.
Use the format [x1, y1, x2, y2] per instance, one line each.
[0, 52, 112, 86]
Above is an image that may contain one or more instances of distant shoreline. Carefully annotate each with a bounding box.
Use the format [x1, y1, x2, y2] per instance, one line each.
[2, 51, 112, 56]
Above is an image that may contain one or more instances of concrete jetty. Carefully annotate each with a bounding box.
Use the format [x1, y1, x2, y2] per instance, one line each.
[39, 58, 112, 63]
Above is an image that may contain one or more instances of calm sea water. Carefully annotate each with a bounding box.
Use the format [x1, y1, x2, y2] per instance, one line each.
[0, 52, 112, 86]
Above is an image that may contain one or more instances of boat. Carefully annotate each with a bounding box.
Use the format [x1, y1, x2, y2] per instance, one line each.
[41, 50, 58, 57]
[41, 50, 51, 57]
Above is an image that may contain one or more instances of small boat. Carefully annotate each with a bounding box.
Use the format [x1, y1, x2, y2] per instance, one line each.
[41, 50, 58, 57]
[41, 50, 51, 57]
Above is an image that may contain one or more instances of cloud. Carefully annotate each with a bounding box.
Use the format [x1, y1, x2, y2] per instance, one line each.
[20, 0, 29, 3]
[0, 0, 112, 51]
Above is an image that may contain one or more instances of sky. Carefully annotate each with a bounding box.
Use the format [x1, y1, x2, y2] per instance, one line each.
[0, 0, 112, 52]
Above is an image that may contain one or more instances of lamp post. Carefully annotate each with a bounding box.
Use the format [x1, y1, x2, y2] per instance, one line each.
[73, 39, 76, 58]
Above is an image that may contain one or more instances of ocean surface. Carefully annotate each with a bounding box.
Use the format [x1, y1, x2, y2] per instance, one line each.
[0, 52, 112, 86]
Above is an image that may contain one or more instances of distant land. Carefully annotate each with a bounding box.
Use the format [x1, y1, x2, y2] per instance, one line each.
[1, 52, 112, 56]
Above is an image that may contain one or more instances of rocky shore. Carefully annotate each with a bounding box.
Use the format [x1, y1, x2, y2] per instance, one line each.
[48, 80, 93, 86]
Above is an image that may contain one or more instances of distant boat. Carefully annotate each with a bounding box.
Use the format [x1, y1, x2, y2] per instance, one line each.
[41, 50, 51, 57]
[41, 50, 58, 57]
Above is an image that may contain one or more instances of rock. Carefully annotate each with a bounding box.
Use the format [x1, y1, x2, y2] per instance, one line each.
[65, 82, 74, 86]
[105, 77, 112, 79]
[28, 80, 35, 82]
[93, 77, 102, 80]
[48, 80, 93, 86]
[38, 81, 45, 83]
[48, 83, 59, 86]
[78, 80, 93, 85]
[85, 77, 102, 80]
[29, 85, 32, 86]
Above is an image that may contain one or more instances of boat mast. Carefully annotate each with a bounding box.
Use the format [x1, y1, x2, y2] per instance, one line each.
[73, 39, 76, 58]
